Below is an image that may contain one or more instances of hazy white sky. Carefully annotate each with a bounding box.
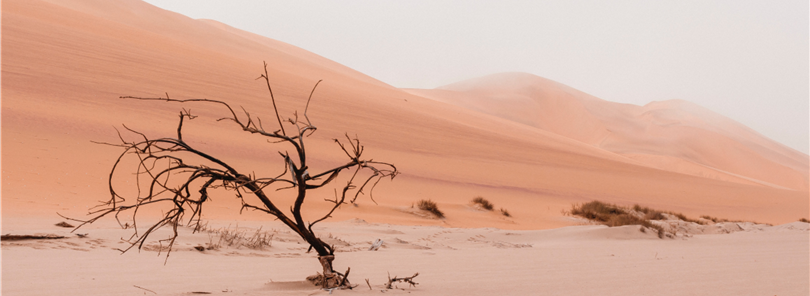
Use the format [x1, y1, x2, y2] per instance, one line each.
[143, 0, 808, 153]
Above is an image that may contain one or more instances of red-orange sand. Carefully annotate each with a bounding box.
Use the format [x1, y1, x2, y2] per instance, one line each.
[2, 1, 808, 295]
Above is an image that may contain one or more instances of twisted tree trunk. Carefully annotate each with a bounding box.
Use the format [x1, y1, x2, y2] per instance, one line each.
[67, 62, 396, 290]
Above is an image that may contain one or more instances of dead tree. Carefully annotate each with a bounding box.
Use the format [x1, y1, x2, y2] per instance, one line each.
[68, 62, 397, 289]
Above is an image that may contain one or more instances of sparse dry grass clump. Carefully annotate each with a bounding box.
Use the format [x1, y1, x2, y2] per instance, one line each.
[418, 199, 444, 218]
[799, 218, 809, 223]
[571, 201, 665, 238]
[192, 223, 274, 251]
[471, 196, 512, 217]
[699, 215, 768, 225]
[633, 204, 705, 225]
[671, 213, 703, 225]
[571, 201, 623, 222]
[55, 221, 75, 228]
[571, 201, 765, 238]
[472, 197, 494, 211]
[632, 205, 665, 220]
[700, 215, 729, 223]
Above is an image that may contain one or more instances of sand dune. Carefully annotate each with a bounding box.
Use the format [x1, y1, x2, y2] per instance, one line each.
[3, 0, 808, 231]
[409, 72, 808, 191]
[3, 1, 809, 295]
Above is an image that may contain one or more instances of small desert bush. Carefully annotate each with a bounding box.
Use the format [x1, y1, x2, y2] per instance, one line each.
[608, 215, 664, 238]
[633, 205, 666, 220]
[672, 213, 704, 225]
[417, 199, 444, 218]
[632, 204, 648, 213]
[472, 197, 495, 211]
[799, 218, 809, 223]
[500, 208, 511, 217]
[699, 215, 767, 225]
[571, 201, 625, 222]
[572, 200, 773, 238]
[633, 204, 704, 224]
[55, 221, 75, 228]
[644, 211, 665, 220]
[203, 225, 274, 250]
[700, 215, 728, 223]
[572, 201, 664, 238]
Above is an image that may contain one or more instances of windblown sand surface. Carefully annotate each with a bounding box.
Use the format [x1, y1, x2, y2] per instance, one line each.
[3, 219, 808, 295]
[2, 0, 809, 295]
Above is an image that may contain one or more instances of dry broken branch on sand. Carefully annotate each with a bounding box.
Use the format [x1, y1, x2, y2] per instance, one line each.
[386, 272, 419, 289]
[1, 234, 66, 241]
[65, 62, 398, 289]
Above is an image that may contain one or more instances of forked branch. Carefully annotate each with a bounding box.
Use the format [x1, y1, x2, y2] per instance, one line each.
[386, 273, 420, 289]
[73, 63, 398, 283]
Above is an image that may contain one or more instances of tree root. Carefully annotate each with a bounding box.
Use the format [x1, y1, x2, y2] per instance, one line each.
[306, 255, 356, 289]
[305, 269, 355, 290]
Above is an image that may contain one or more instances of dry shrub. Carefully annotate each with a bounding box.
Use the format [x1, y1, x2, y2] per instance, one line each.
[632, 204, 648, 213]
[643, 211, 666, 220]
[472, 197, 494, 211]
[634, 204, 704, 224]
[606, 214, 665, 238]
[417, 199, 444, 218]
[574, 201, 764, 238]
[799, 218, 809, 223]
[500, 208, 511, 217]
[700, 215, 721, 223]
[245, 229, 274, 250]
[55, 221, 75, 228]
[192, 221, 211, 233]
[634, 205, 666, 220]
[204, 225, 274, 250]
[699, 215, 767, 225]
[672, 213, 704, 225]
[571, 201, 625, 222]
[572, 201, 664, 238]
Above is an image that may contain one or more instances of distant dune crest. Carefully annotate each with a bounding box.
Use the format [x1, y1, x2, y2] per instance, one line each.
[416, 72, 808, 191]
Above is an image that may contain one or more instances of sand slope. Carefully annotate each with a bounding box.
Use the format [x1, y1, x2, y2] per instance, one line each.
[2, 0, 808, 232]
[3, 1, 809, 295]
[407, 72, 808, 191]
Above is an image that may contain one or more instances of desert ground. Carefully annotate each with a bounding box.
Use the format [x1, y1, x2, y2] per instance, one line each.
[2, 0, 808, 295]
[2, 217, 808, 295]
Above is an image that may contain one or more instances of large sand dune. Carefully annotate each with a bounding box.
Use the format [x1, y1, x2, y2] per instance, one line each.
[3, 0, 807, 229]
[3, 0, 809, 295]
[408, 72, 809, 191]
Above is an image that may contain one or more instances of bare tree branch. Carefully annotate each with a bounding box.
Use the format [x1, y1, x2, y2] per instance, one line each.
[75, 63, 397, 289]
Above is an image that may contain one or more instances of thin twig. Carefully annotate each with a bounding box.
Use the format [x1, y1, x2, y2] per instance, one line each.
[133, 285, 157, 294]
[304, 80, 322, 126]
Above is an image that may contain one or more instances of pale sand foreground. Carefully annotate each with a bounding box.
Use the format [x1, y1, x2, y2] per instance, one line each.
[2, 1, 809, 295]
[2, 218, 808, 296]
